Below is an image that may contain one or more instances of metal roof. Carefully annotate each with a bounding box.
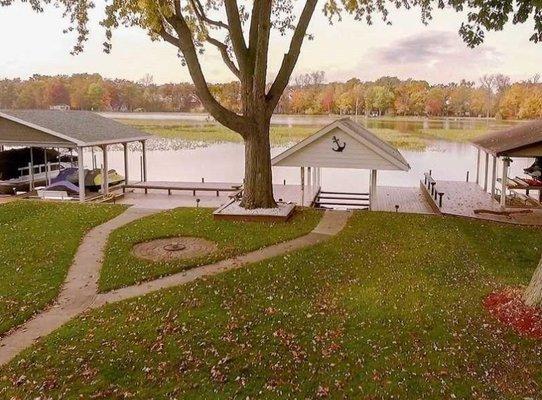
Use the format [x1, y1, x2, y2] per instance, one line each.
[272, 117, 410, 171]
[0, 110, 151, 147]
[471, 120, 542, 157]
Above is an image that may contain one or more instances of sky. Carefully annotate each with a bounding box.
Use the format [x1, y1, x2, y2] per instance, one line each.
[0, 2, 541, 85]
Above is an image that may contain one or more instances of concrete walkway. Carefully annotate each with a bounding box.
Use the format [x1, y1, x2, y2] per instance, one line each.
[0, 209, 351, 367]
[0, 207, 158, 367]
[94, 210, 351, 307]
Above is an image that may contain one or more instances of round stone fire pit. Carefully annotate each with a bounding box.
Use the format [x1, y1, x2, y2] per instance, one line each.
[132, 237, 218, 262]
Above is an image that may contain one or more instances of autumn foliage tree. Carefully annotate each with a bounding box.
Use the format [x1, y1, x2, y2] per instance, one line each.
[2, 0, 542, 208]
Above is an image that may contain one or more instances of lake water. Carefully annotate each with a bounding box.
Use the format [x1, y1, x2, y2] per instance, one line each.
[95, 113, 532, 193]
[94, 143, 531, 195]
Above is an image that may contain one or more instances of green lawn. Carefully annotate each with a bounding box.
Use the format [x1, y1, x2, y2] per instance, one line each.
[0, 201, 125, 335]
[2, 212, 541, 398]
[99, 208, 323, 292]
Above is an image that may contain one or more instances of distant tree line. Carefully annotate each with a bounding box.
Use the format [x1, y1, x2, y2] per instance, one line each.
[1, 72, 541, 119]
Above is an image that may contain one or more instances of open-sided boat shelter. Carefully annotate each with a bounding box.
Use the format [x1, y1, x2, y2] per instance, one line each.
[472, 120, 542, 208]
[272, 118, 410, 209]
[0, 110, 151, 201]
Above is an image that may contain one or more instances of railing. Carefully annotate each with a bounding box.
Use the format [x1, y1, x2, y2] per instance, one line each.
[17, 162, 61, 177]
[422, 171, 445, 208]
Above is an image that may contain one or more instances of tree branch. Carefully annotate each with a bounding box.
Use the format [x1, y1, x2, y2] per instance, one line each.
[189, 0, 229, 30]
[224, 0, 248, 74]
[266, 0, 318, 114]
[248, 0, 262, 60]
[158, 11, 248, 136]
[206, 36, 241, 78]
[253, 0, 272, 114]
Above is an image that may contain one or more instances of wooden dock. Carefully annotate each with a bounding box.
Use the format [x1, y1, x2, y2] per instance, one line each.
[424, 179, 542, 226]
[124, 181, 243, 197]
[373, 186, 434, 214]
[116, 182, 319, 210]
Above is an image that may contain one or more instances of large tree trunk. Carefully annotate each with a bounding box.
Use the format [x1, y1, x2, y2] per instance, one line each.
[240, 121, 277, 209]
[523, 256, 542, 307]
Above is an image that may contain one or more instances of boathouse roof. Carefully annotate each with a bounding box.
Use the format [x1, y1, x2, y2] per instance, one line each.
[0, 110, 151, 148]
[272, 117, 410, 171]
[472, 120, 542, 157]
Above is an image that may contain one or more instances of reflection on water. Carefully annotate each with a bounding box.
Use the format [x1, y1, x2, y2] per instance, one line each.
[91, 139, 532, 193]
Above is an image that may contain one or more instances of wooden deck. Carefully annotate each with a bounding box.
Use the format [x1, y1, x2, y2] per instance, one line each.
[429, 180, 542, 226]
[117, 183, 319, 210]
[273, 184, 320, 207]
[124, 181, 242, 196]
[373, 186, 434, 214]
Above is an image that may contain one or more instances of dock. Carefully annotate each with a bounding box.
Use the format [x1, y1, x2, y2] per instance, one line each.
[123, 181, 243, 197]
[373, 186, 434, 214]
[422, 178, 542, 226]
[117, 182, 320, 210]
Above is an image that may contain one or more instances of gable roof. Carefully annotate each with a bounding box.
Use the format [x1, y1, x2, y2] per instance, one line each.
[272, 117, 410, 171]
[0, 110, 151, 147]
[472, 120, 542, 157]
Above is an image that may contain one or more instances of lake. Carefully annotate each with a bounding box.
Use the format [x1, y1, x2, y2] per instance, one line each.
[98, 114, 532, 193]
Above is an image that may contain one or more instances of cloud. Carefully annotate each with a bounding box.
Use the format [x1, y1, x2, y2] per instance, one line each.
[374, 31, 500, 65]
[326, 31, 504, 83]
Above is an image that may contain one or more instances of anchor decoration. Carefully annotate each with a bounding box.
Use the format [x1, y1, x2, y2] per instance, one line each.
[332, 135, 346, 152]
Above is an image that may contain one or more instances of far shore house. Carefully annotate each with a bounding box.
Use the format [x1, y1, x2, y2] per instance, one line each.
[272, 118, 410, 210]
[0, 110, 151, 201]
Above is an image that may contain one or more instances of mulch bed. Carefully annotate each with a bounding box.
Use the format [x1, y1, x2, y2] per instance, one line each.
[484, 288, 542, 340]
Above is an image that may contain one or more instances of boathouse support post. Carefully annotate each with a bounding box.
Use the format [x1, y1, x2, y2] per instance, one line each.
[317, 167, 321, 187]
[500, 157, 510, 208]
[123, 143, 129, 185]
[475, 148, 481, 185]
[78, 146, 85, 203]
[300, 167, 305, 205]
[44, 148, 49, 186]
[141, 140, 148, 182]
[483, 152, 489, 191]
[102, 145, 109, 195]
[29, 147, 34, 191]
[91, 147, 96, 169]
[491, 156, 497, 198]
[369, 169, 377, 211]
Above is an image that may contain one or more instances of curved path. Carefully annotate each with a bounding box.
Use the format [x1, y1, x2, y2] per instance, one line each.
[0, 209, 351, 367]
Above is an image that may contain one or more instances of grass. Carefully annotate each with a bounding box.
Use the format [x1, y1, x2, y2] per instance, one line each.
[121, 120, 316, 146]
[0, 201, 125, 335]
[2, 212, 541, 398]
[416, 128, 490, 142]
[121, 118, 494, 152]
[99, 207, 323, 292]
